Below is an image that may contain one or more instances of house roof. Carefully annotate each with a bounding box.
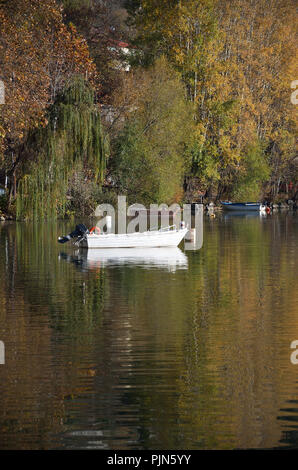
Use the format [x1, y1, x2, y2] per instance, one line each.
[107, 38, 135, 49]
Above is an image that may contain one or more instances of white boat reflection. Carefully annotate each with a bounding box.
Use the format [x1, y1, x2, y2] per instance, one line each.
[59, 247, 188, 272]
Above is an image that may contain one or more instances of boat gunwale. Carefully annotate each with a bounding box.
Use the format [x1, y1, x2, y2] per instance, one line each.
[86, 228, 188, 239]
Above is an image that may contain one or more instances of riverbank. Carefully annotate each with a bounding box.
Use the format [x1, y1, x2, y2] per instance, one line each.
[205, 200, 297, 212]
[0, 198, 296, 221]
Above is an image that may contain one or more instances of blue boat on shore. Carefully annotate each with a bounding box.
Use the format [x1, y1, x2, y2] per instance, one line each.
[221, 201, 266, 212]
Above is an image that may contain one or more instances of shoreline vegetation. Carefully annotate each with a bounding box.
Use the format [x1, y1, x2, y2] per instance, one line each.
[1, 200, 297, 222]
[0, 0, 297, 221]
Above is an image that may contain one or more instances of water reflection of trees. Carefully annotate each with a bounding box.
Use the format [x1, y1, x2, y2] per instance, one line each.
[0, 214, 297, 449]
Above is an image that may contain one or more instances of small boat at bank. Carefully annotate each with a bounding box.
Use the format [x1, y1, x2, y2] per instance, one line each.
[58, 223, 188, 249]
[221, 201, 266, 212]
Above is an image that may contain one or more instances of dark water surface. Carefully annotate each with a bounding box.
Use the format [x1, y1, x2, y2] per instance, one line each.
[0, 213, 297, 449]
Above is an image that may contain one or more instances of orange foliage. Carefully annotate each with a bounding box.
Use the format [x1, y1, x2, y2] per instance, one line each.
[0, 0, 98, 167]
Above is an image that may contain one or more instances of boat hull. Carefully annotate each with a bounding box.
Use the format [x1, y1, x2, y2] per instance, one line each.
[221, 202, 265, 212]
[82, 228, 188, 249]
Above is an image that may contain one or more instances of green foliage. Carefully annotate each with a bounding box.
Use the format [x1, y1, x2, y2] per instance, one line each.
[0, 194, 8, 217]
[190, 141, 220, 186]
[231, 142, 270, 202]
[111, 57, 193, 205]
[67, 168, 104, 216]
[112, 120, 157, 204]
[190, 99, 239, 190]
[61, 0, 93, 12]
[16, 76, 109, 220]
[127, 0, 296, 201]
[127, 1, 242, 195]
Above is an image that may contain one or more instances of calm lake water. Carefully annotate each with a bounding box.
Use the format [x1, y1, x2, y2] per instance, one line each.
[0, 213, 297, 450]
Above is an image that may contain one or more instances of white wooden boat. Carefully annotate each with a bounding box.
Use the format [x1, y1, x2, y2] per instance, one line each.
[81, 226, 188, 249]
[59, 223, 188, 248]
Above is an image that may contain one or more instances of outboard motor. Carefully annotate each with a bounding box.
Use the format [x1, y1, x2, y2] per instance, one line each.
[58, 224, 89, 244]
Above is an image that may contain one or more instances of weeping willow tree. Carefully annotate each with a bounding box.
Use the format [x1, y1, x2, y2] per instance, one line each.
[16, 76, 109, 219]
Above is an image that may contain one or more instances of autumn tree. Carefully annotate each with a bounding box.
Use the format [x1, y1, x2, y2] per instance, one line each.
[61, 0, 131, 100]
[0, 0, 97, 200]
[127, 0, 297, 200]
[16, 76, 108, 219]
[126, 1, 242, 195]
[217, 0, 298, 199]
[111, 56, 193, 204]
